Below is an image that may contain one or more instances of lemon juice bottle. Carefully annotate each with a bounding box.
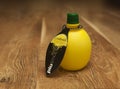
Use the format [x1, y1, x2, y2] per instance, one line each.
[45, 13, 92, 76]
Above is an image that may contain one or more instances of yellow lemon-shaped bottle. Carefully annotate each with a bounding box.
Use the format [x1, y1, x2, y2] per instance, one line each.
[60, 13, 92, 71]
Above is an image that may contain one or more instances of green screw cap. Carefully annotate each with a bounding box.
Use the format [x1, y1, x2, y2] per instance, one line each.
[67, 13, 79, 24]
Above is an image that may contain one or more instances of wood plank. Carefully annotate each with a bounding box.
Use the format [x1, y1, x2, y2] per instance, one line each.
[0, 20, 41, 89]
[0, 2, 42, 89]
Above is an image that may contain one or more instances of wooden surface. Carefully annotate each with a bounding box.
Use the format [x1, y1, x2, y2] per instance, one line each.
[0, 1, 120, 89]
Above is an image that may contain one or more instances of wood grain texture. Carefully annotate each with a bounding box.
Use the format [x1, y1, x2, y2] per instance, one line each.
[0, 2, 42, 88]
[0, 0, 120, 89]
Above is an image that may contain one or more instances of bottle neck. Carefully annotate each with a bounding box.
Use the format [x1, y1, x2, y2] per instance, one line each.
[66, 23, 80, 29]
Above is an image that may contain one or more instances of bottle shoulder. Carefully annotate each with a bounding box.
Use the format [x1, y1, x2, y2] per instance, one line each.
[68, 28, 91, 40]
[69, 28, 87, 33]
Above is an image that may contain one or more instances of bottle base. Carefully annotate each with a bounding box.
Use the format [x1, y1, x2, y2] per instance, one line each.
[60, 64, 89, 71]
